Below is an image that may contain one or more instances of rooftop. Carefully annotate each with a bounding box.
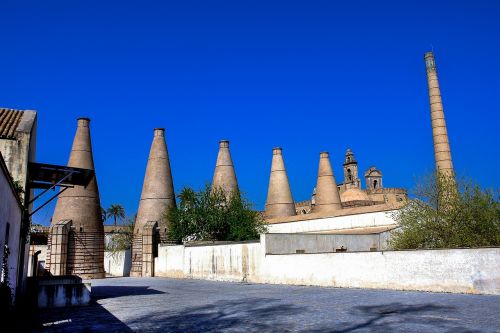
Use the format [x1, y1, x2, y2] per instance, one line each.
[0, 108, 23, 139]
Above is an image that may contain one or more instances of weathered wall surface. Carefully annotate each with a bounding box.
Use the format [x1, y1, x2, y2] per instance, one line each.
[155, 242, 261, 282]
[155, 237, 500, 295]
[31, 276, 91, 308]
[267, 210, 398, 233]
[256, 247, 500, 295]
[104, 250, 131, 277]
[0, 111, 37, 198]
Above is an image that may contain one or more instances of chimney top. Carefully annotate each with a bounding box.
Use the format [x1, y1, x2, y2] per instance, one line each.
[320, 152, 329, 158]
[154, 128, 165, 136]
[272, 147, 282, 155]
[77, 117, 90, 127]
[424, 51, 434, 59]
[424, 51, 436, 71]
[219, 140, 229, 148]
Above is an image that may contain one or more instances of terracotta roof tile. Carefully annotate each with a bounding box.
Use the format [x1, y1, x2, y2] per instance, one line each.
[0, 108, 23, 139]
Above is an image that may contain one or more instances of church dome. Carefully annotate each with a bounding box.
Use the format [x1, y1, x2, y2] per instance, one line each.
[341, 188, 371, 203]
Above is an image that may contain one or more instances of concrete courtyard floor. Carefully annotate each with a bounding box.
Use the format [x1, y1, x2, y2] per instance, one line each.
[33, 277, 500, 333]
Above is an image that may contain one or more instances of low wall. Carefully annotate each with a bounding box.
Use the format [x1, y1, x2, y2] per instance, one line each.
[257, 247, 499, 294]
[155, 235, 500, 295]
[155, 242, 261, 282]
[104, 249, 131, 277]
[28, 276, 91, 308]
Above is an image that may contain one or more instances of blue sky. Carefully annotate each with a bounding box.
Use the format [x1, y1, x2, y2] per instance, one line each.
[1, 1, 499, 225]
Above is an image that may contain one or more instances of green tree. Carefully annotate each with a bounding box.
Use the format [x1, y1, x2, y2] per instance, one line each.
[166, 185, 267, 243]
[390, 172, 500, 249]
[106, 204, 125, 226]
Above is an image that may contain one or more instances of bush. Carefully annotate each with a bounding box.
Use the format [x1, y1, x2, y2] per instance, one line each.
[105, 218, 134, 254]
[166, 185, 267, 243]
[390, 173, 500, 249]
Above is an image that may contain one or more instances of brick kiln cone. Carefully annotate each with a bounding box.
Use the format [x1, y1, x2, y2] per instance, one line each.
[211, 140, 239, 198]
[265, 147, 296, 218]
[134, 128, 176, 234]
[131, 128, 176, 277]
[48, 117, 104, 279]
[311, 152, 342, 214]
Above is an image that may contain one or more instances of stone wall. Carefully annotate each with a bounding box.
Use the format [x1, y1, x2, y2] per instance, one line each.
[155, 235, 500, 295]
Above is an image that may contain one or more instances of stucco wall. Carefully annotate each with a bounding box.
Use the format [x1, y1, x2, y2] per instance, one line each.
[104, 250, 131, 277]
[256, 247, 499, 294]
[0, 158, 23, 295]
[267, 210, 399, 233]
[155, 242, 261, 282]
[155, 236, 500, 295]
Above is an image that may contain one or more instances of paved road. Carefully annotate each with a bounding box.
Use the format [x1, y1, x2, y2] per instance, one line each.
[34, 277, 500, 332]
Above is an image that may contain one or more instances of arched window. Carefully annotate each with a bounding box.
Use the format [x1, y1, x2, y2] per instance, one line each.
[347, 169, 352, 181]
[373, 180, 378, 189]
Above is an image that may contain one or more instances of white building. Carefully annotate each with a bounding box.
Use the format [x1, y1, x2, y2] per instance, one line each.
[0, 108, 37, 302]
[0, 152, 23, 301]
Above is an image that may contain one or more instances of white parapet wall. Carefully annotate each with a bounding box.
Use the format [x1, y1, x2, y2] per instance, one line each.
[155, 235, 500, 295]
[267, 209, 399, 233]
[104, 249, 132, 277]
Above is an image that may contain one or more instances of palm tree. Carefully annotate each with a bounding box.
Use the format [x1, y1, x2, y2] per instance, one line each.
[106, 204, 125, 226]
[101, 207, 107, 223]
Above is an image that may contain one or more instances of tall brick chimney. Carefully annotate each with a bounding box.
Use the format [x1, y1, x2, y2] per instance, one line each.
[425, 51, 454, 177]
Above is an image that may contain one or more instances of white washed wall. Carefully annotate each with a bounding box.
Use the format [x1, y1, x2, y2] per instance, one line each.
[0, 163, 23, 295]
[104, 249, 131, 277]
[256, 247, 500, 294]
[155, 242, 261, 282]
[155, 236, 500, 295]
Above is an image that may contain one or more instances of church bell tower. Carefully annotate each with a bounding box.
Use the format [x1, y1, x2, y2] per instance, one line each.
[343, 148, 360, 189]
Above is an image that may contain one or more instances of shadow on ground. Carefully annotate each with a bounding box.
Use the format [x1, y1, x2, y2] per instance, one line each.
[30, 285, 486, 333]
[91, 285, 165, 300]
[32, 286, 164, 333]
[127, 297, 307, 332]
[125, 299, 481, 333]
[310, 302, 481, 333]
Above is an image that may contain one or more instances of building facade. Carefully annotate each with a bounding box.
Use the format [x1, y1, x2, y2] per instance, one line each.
[0, 108, 37, 302]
